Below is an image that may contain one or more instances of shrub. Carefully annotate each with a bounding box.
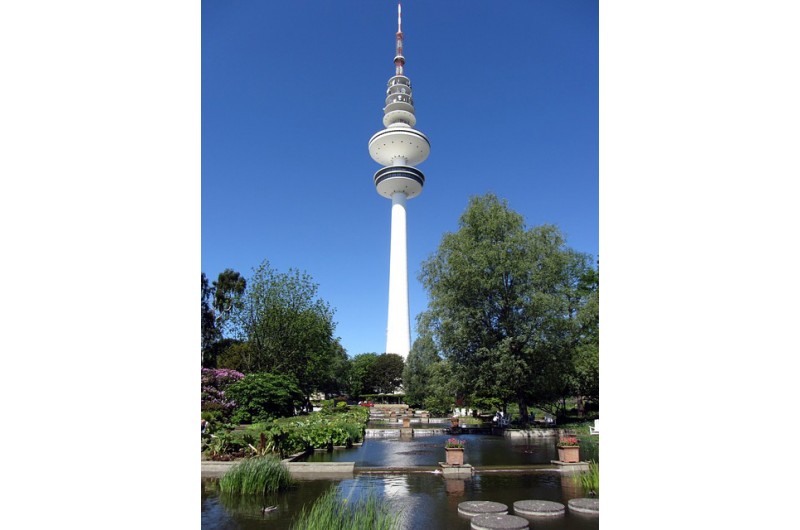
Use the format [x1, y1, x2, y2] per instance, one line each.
[423, 396, 452, 417]
[226, 372, 304, 423]
[201, 368, 244, 423]
[206, 431, 249, 460]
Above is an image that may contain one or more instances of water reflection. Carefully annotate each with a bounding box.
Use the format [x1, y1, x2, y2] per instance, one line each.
[203, 473, 599, 530]
[444, 478, 466, 496]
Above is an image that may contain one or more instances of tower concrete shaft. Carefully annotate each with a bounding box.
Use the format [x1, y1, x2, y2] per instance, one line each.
[386, 192, 410, 356]
[368, 3, 429, 358]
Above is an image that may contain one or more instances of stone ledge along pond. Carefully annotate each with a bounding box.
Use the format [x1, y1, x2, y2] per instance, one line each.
[201, 429, 599, 529]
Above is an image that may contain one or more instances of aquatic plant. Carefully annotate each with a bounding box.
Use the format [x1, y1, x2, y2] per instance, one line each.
[289, 486, 400, 530]
[572, 459, 599, 496]
[219, 455, 293, 495]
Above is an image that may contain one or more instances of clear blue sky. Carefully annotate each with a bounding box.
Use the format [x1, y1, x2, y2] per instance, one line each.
[202, 0, 598, 356]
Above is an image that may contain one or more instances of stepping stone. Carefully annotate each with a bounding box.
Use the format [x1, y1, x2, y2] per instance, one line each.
[471, 513, 529, 530]
[567, 497, 599, 515]
[458, 501, 508, 517]
[513, 499, 565, 517]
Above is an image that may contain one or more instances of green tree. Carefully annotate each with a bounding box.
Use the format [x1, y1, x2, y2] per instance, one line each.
[212, 268, 246, 333]
[201, 273, 220, 367]
[403, 315, 441, 407]
[316, 339, 351, 398]
[422, 360, 456, 416]
[230, 260, 340, 400]
[371, 353, 405, 395]
[348, 353, 379, 398]
[419, 194, 596, 422]
[226, 372, 304, 423]
[216, 340, 252, 373]
[571, 266, 599, 410]
[202, 269, 247, 368]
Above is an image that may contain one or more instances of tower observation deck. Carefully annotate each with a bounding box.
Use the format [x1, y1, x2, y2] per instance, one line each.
[368, 3, 429, 358]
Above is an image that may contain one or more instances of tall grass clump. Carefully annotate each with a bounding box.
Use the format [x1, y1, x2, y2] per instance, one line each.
[219, 455, 293, 495]
[572, 459, 599, 496]
[289, 486, 401, 530]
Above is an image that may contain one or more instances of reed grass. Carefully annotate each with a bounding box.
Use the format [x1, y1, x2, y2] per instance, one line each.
[572, 459, 599, 496]
[289, 486, 400, 530]
[218, 455, 293, 495]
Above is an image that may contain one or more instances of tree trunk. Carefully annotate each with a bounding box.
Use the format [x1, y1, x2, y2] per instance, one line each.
[517, 400, 529, 424]
[577, 395, 585, 418]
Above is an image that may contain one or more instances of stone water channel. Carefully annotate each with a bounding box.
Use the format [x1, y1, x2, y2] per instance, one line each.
[201, 412, 599, 529]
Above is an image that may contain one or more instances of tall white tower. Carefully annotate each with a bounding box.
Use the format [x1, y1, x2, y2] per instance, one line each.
[369, 3, 430, 359]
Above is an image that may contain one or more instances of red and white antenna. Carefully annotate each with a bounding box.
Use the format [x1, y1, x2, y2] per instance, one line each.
[394, 2, 405, 75]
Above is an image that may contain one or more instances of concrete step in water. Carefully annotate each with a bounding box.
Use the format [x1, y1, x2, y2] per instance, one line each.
[471, 514, 529, 530]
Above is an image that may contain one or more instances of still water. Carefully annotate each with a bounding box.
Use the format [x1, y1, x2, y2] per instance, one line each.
[303, 433, 599, 468]
[202, 472, 599, 530]
[202, 431, 599, 529]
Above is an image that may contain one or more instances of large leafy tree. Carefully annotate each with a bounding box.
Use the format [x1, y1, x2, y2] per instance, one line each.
[316, 339, 351, 398]
[422, 360, 456, 416]
[403, 315, 442, 407]
[347, 353, 379, 398]
[202, 269, 247, 368]
[229, 260, 340, 400]
[419, 194, 596, 422]
[212, 268, 247, 333]
[347, 352, 404, 397]
[570, 266, 599, 407]
[371, 353, 405, 395]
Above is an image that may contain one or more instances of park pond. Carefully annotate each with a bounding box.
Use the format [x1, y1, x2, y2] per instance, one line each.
[300, 431, 599, 468]
[202, 432, 599, 529]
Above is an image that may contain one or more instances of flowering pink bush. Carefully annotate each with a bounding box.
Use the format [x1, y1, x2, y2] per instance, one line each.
[445, 437, 465, 448]
[557, 436, 580, 447]
[201, 368, 244, 417]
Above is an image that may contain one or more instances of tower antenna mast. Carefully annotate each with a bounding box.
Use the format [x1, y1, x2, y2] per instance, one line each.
[395, 3, 405, 76]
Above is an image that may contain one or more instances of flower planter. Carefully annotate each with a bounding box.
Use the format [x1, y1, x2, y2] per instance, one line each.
[557, 445, 580, 463]
[445, 447, 465, 466]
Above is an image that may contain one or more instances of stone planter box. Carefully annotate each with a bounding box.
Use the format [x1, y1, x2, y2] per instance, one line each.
[445, 447, 465, 466]
[557, 445, 580, 463]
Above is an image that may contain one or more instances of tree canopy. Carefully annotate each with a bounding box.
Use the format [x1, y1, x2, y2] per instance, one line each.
[347, 352, 405, 398]
[419, 194, 598, 421]
[202, 269, 247, 368]
[229, 260, 341, 400]
[402, 316, 442, 407]
[371, 353, 405, 395]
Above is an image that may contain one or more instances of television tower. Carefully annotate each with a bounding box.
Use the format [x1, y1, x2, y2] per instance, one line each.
[368, 2, 430, 359]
